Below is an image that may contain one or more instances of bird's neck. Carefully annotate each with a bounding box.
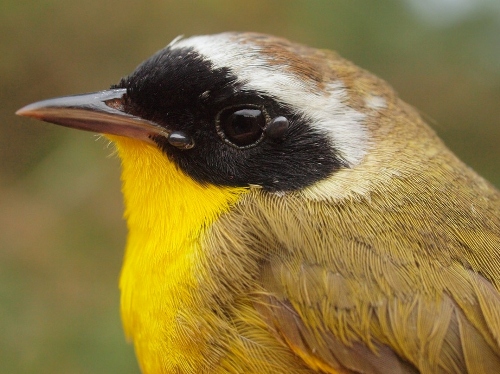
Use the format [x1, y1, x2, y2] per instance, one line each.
[109, 136, 247, 373]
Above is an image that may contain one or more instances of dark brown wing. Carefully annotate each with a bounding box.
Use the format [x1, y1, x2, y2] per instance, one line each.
[256, 261, 419, 374]
[256, 256, 500, 374]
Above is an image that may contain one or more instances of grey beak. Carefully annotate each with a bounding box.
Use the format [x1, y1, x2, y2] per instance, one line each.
[16, 89, 166, 143]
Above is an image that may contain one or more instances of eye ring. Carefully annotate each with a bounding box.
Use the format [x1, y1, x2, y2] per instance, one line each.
[215, 104, 270, 149]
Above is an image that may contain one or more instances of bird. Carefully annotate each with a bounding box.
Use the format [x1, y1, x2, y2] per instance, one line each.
[16, 32, 500, 374]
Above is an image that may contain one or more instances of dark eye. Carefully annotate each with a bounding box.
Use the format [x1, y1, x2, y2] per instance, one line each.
[217, 106, 266, 147]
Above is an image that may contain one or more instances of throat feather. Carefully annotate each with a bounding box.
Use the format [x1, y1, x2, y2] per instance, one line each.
[109, 136, 247, 372]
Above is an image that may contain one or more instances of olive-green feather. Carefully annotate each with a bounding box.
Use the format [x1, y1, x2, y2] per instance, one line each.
[200, 136, 499, 373]
[194, 64, 500, 373]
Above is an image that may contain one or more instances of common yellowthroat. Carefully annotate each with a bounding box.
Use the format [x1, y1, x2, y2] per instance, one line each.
[17, 33, 500, 373]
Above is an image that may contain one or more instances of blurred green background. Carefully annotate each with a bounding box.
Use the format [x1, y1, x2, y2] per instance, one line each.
[1, 0, 499, 373]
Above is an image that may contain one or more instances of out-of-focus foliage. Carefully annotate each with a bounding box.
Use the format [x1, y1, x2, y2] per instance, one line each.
[1, 1, 499, 373]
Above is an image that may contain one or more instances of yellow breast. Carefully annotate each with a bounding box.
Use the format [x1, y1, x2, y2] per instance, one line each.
[109, 136, 247, 373]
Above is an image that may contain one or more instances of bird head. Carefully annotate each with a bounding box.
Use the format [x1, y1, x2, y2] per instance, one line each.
[17, 32, 421, 196]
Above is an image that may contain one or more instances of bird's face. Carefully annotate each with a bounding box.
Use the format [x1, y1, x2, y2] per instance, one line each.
[18, 33, 376, 193]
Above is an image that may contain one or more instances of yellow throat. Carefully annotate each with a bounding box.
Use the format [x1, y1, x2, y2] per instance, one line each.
[109, 136, 248, 373]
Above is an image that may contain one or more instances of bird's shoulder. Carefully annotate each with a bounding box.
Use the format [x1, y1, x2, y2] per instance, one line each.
[206, 160, 500, 373]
